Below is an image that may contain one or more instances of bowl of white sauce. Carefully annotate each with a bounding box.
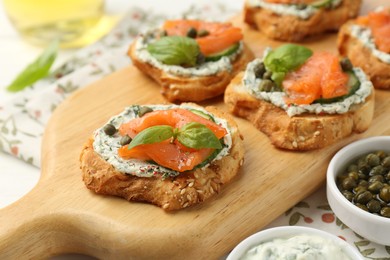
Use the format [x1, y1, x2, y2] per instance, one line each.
[227, 226, 363, 260]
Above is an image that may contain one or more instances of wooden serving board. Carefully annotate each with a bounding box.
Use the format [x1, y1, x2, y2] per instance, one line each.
[0, 1, 389, 259]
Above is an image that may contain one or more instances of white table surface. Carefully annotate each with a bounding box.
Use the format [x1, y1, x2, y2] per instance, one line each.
[0, 1, 241, 259]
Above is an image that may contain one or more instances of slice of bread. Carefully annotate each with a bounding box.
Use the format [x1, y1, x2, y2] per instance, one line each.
[338, 21, 390, 90]
[224, 71, 374, 150]
[244, 0, 362, 42]
[128, 40, 254, 102]
[80, 105, 244, 211]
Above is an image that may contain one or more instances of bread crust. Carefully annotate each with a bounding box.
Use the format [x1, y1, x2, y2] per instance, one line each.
[244, 0, 362, 42]
[338, 21, 390, 90]
[80, 105, 244, 211]
[128, 40, 254, 102]
[224, 72, 374, 150]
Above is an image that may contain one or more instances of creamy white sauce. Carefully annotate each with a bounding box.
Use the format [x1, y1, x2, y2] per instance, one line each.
[93, 104, 232, 178]
[241, 234, 353, 260]
[242, 50, 373, 117]
[350, 24, 390, 64]
[246, 0, 342, 20]
[134, 30, 243, 77]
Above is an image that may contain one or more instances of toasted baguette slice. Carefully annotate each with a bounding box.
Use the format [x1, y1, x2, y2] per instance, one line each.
[338, 21, 390, 90]
[80, 105, 244, 211]
[244, 0, 361, 42]
[224, 72, 374, 150]
[128, 40, 254, 102]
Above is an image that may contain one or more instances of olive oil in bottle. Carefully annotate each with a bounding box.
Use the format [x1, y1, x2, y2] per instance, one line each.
[3, 0, 106, 48]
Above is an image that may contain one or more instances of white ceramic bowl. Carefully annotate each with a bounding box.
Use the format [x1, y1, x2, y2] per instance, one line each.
[227, 226, 363, 260]
[327, 136, 390, 246]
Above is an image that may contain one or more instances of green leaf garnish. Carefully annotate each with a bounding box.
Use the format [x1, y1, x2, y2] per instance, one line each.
[127, 125, 174, 149]
[177, 122, 222, 149]
[147, 36, 199, 67]
[6, 40, 59, 92]
[127, 122, 223, 150]
[264, 44, 313, 87]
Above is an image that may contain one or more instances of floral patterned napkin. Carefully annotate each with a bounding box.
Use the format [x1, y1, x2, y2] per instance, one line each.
[0, 3, 389, 259]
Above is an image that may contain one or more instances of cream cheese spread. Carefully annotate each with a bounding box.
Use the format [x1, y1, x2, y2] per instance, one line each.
[93, 104, 232, 178]
[246, 0, 342, 20]
[134, 30, 243, 77]
[350, 24, 390, 64]
[241, 234, 353, 260]
[243, 51, 373, 117]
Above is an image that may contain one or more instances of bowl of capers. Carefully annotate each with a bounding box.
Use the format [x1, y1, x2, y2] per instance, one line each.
[327, 136, 390, 245]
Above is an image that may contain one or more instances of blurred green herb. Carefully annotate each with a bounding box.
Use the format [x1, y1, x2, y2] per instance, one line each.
[6, 40, 59, 92]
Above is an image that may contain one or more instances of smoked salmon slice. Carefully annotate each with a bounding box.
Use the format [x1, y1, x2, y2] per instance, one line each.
[119, 108, 227, 139]
[356, 9, 390, 53]
[283, 52, 349, 105]
[162, 20, 243, 56]
[118, 140, 214, 173]
[118, 108, 227, 172]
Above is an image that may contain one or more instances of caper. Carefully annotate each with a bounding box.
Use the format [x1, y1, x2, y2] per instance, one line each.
[160, 30, 167, 37]
[375, 150, 387, 159]
[103, 124, 117, 136]
[348, 171, 359, 180]
[358, 164, 371, 175]
[341, 176, 357, 191]
[353, 185, 367, 194]
[197, 29, 209, 37]
[347, 164, 358, 172]
[368, 181, 384, 194]
[357, 155, 367, 165]
[336, 150, 390, 219]
[358, 172, 368, 180]
[186, 27, 197, 38]
[342, 190, 354, 201]
[366, 153, 380, 167]
[367, 200, 381, 213]
[369, 175, 384, 183]
[382, 156, 390, 168]
[262, 71, 273, 80]
[355, 190, 373, 204]
[196, 52, 205, 65]
[295, 3, 307, 10]
[380, 186, 390, 202]
[254, 63, 266, 78]
[355, 203, 368, 211]
[258, 79, 276, 92]
[120, 135, 132, 146]
[138, 106, 153, 117]
[340, 57, 353, 71]
[358, 180, 368, 187]
[380, 207, 390, 218]
[370, 165, 385, 176]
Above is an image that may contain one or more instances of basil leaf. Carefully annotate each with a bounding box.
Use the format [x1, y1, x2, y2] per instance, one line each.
[127, 125, 174, 149]
[6, 40, 59, 92]
[147, 36, 199, 67]
[264, 44, 312, 87]
[177, 122, 222, 149]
